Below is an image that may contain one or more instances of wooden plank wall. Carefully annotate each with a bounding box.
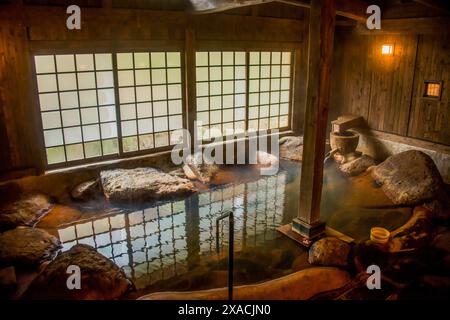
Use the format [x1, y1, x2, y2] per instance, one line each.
[0, 5, 307, 178]
[330, 28, 450, 146]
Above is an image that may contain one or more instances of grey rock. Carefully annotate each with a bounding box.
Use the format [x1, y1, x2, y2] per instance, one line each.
[279, 136, 303, 161]
[24, 244, 132, 300]
[182, 153, 220, 184]
[308, 237, 351, 267]
[371, 150, 443, 205]
[339, 154, 376, 177]
[0, 194, 53, 232]
[71, 179, 99, 201]
[100, 167, 195, 202]
[0, 227, 61, 267]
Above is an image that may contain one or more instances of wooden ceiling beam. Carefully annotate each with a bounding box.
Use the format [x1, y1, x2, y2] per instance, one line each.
[354, 16, 450, 34]
[413, 0, 450, 15]
[190, 0, 369, 22]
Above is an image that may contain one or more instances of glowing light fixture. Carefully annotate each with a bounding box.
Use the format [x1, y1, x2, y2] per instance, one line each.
[381, 44, 394, 55]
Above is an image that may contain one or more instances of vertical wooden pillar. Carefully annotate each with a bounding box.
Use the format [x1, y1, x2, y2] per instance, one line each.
[292, 0, 336, 239]
[185, 27, 197, 153]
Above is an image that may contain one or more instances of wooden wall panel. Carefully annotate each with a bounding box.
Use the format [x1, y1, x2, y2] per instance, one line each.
[408, 34, 450, 145]
[367, 34, 417, 135]
[331, 30, 449, 146]
[330, 30, 371, 122]
[0, 21, 41, 175]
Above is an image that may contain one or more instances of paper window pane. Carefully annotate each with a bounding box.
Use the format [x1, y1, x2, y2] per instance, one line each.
[37, 74, 57, 93]
[117, 53, 133, 69]
[209, 67, 221, 81]
[60, 91, 79, 109]
[169, 100, 182, 115]
[64, 126, 82, 144]
[120, 104, 136, 120]
[35, 55, 55, 74]
[117, 70, 134, 87]
[99, 105, 116, 122]
[82, 125, 100, 141]
[196, 52, 208, 66]
[139, 134, 154, 150]
[97, 71, 114, 88]
[62, 109, 81, 127]
[134, 53, 150, 69]
[79, 90, 97, 107]
[95, 54, 112, 70]
[66, 144, 84, 161]
[222, 52, 233, 65]
[138, 118, 153, 134]
[169, 115, 183, 130]
[151, 53, 166, 68]
[76, 54, 94, 71]
[100, 122, 117, 139]
[122, 136, 138, 152]
[235, 52, 245, 65]
[102, 138, 118, 155]
[196, 67, 208, 81]
[167, 68, 181, 83]
[153, 101, 167, 117]
[56, 55, 75, 72]
[167, 52, 180, 67]
[135, 69, 151, 85]
[97, 88, 114, 105]
[137, 102, 152, 118]
[42, 112, 61, 129]
[119, 87, 135, 104]
[122, 120, 137, 136]
[46, 146, 65, 164]
[81, 107, 99, 124]
[209, 52, 221, 66]
[78, 72, 96, 89]
[84, 140, 102, 158]
[39, 93, 59, 111]
[154, 117, 168, 132]
[209, 82, 221, 96]
[155, 132, 169, 147]
[136, 86, 152, 102]
[152, 85, 167, 101]
[58, 73, 77, 91]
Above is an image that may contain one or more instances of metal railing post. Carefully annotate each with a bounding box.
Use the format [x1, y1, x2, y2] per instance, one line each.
[216, 210, 234, 301]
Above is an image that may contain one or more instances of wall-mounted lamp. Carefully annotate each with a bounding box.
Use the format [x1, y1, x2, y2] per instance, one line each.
[381, 44, 394, 55]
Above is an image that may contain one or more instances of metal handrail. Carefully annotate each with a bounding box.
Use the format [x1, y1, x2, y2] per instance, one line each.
[216, 210, 234, 301]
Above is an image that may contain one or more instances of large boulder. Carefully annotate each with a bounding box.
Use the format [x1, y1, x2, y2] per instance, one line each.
[371, 150, 443, 205]
[0, 227, 61, 267]
[339, 155, 376, 177]
[100, 167, 195, 202]
[182, 153, 220, 184]
[279, 136, 303, 161]
[24, 244, 132, 300]
[0, 194, 53, 232]
[308, 237, 351, 267]
[138, 267, 351, 300]
[71, 179, 100, 201]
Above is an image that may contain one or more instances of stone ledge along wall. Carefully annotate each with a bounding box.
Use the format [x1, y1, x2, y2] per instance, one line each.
[355, 130, 450, 184]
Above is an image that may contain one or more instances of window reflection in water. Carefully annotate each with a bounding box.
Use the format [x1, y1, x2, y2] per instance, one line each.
[58, 171, 287, 289]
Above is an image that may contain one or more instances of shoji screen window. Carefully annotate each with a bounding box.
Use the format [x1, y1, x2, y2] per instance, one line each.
[116, 52, 183, 153]
[35, 54, 118, 165]
[248, 51, 292, 132]
[195, 51, 246, 141]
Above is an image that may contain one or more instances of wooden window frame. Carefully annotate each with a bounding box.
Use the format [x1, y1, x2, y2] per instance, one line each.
[30, 41, 186, 170]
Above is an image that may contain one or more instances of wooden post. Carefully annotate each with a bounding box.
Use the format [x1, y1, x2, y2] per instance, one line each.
[292, 0, 336, 240]
[185, 27, 197, 152]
